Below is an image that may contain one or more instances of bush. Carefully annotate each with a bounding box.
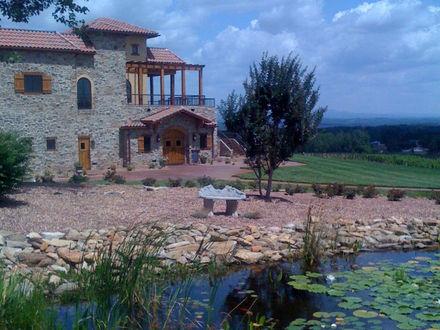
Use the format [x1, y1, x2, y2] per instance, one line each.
[362, 185, 378, 198]
[272, 184, 282, 192]
[142, 178, 157, 187]
[324, 183, 346, 197]
[285, 185, 295, 195]
[312, 183, 324, 197]
[113, 175, 126, 184]
[168, 178, 182, 187]
[387, 188, 406, 201]
[213, 180, 226, 189]
[200, 154, 208, 164]
[0, 132, 32, 196]
[197, 176, 214, 187]
[247, 181, 258, 191]
[229, 180, 246, 191]
[68, 173, 88, 184]
[184, 180, 197, 188]
[104, 165, 117, 181]
[344, 188, 357, 200]
[431, 191, 440, 205]
[126, 164, 134, 171]
[36, 169, 55, 183]
[242, 211, 262, 219]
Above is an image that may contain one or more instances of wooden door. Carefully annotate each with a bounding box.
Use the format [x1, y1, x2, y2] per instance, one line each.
[78, 137, 91, 170]
[163, 129, 185, 165]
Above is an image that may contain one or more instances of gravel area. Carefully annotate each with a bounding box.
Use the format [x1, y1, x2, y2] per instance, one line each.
[0, 185, 439, 233]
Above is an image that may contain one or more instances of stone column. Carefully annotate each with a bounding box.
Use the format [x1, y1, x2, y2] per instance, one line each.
[225, 200, 239, 217]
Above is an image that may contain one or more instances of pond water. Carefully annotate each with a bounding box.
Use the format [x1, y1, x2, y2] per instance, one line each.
[57, 249, 439, 329]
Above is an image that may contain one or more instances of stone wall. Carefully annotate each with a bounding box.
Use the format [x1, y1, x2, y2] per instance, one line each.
[0, 33, 217, 176]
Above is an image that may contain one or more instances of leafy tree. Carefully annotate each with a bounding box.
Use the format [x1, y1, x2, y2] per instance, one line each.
[218, 90, 243, 132]
[225, 53, 326, 200]
[0, 0, 88, 28]
[0, 132, 32, 196]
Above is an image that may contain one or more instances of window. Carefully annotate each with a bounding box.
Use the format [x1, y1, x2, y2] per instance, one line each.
[24, 74, 43, 93]
[77, 78, 92, 109]
[137, 135, 151, 153]
[126, 80, 132, 104]
[46, 138, 56, 151]
[131, 44, 139, 55]
[200, 134, 207, 149]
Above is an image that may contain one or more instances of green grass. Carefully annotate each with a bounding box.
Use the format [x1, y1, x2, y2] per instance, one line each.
[240, 155, 440, 189]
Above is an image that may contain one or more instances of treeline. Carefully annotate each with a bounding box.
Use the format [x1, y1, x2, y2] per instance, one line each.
[303, 125, 440, 154]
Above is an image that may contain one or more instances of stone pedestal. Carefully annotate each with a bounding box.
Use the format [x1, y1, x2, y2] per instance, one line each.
[225, 200, 239, 217]
[203, 198, 214, 216]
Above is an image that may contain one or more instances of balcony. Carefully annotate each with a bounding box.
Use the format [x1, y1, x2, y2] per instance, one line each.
[127, 94, 215, 107]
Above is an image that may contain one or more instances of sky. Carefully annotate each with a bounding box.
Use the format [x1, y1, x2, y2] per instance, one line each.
[2, 0, 440, 118]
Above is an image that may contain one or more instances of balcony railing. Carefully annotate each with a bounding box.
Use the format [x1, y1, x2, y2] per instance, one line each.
[127, 94, 215, 108]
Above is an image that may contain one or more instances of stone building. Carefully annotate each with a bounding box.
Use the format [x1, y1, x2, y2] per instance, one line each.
[0, 18, 216, 175]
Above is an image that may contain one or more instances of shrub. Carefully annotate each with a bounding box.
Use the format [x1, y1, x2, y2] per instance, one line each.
[431, 191, 440, 205]
[387, 188, 406, 201]
[197, 176, 214, 187]
[36, 169, 55, 183]
[142, 178, 157, 187]
[184, 180, 197, 188]
[285, 185, 295, 195]
[113, 175, 126, 184]
[294, 185, 307, 193]
[68, 173, 88, 184]
[302, 207, 325, 270]
[312, 183, 324, 197]
[324, 183, 345, 197]
[344, 188, 357, 200]
[200, 154, 208, 164]
[247, 181, 258, 190]
[104, 165, 117, 181]
[213, 180, 226, 189]
[242, 211, 262, 219]
[126, 164, 134, 171]
[362, 185, 378, 198]
[272, 184, 281, 192]
[168, 178, 182, 187]
[0, 132, 32, 196]
[229, 180, 246, 191]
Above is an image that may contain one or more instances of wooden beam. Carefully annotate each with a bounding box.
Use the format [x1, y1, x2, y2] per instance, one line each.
[160, 67, 165, 105]
[181, 68, 186, 102]
[149, 75, 154, 105]
[137, 66, 143, 105]
[170, 74, 175, 106]
[198, 68, 203, 105]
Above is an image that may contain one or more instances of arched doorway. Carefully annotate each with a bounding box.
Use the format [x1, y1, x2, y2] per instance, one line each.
[163, 128, 185, 165]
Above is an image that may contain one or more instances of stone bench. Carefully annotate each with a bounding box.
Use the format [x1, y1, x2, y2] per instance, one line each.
[198, 185, 246, 217]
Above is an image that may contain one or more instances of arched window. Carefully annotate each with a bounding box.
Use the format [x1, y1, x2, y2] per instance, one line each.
[77, 78, 92, 109]
[126, 79, 132, 104]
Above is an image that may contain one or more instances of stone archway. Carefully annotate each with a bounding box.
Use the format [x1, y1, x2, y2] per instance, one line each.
[163, 128, 186, 165]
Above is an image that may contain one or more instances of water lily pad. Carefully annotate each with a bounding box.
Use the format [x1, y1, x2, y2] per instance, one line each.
[313, 311, 331, 318]
[353, 310, 378, 318]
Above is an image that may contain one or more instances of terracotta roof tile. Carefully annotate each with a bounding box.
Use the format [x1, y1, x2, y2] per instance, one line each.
[141, 108, 214, 124]
[0, 28, 95, 54]
[146, 47, 185, 64]
[86, 18, 159, 37]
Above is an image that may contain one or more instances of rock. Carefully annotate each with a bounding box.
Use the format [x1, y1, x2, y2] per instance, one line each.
[2, 247, 21, 260]
[415, 243, 426, 249]
[267, 226, 281, 233]
[164, 243, 200, 260]
[209, 232, 228, 242]
[191, 223, 208, 233]
[55, 282, 78, 295]
[16, 252, 47, 266]
[41, 232, 65, 240]
[49, 275, 61, 285]
[166, 241, 191, 250]
[50, 265, 68, 273]
[0, 234, 5, 246]
[234, 249, 264, 264]
[103, 190, 125, 196]
[57, 248, 83, 264]
[26, 232, 42, 240]
[6, 240, 31, 249]
[209, 241, 237, 256]
[243, 235, 255, 242]
[65, 229, 83, 241]
[37, 258, 55, 267]
[251, 245, 262, 253]
[44, 239, 74, 247]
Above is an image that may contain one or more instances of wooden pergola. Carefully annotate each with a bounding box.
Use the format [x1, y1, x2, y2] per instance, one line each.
[126, 62, 204, 106]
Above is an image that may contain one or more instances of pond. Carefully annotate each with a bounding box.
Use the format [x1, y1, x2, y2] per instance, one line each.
[57, 249, 439, 329]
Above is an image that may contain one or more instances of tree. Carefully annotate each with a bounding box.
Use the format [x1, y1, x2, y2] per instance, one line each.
[0, 0, 88, 28]
[224, 53, 326, 200]
[0, 132, 32, 197]
[218, 90, 243, 132]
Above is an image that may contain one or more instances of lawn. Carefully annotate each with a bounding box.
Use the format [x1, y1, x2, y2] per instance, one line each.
[240, 155, 440, 189]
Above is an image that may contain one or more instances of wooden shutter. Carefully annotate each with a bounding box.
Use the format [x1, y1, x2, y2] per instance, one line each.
[207, 134, 213, 149]
[138, 136, 144, 153]
[42, 74, 52, 94]
[14, 73, 24, 93]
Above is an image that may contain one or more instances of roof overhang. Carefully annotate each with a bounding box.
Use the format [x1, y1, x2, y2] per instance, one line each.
[140, 108, 215, 126]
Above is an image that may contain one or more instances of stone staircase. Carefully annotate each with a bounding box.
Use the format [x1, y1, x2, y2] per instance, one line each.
[218, 132, 246, 157]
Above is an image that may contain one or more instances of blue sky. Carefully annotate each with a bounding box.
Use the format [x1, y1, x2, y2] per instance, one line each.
[2, 0, 440, 118]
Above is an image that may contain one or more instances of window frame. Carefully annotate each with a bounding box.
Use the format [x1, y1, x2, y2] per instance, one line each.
[131, 44, 140, 56]
[77, 77, 92, 110]
[24, 73, 43, 94]
[46, 137, 56, 151]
